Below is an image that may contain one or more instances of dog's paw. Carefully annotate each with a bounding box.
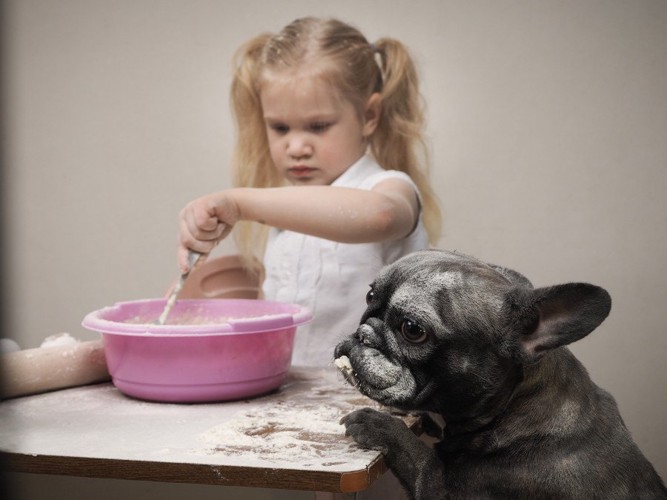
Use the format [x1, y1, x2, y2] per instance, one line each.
[340, 408, 406, 455]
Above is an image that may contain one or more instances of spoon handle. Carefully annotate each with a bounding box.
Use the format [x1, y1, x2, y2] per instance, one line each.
[156, 251, 204, 325]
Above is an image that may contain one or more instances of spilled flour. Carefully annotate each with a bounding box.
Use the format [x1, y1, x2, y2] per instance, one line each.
[196, 370, 386, 469]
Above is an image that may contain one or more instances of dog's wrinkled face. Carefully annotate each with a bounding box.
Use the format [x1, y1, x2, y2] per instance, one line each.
[334, 250, 533, 418]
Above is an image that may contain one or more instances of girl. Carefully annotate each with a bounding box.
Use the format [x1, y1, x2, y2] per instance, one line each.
[179, 17, 441, 366]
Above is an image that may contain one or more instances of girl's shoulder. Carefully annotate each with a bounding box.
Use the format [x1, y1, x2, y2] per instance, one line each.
[363, 169, 417, 191]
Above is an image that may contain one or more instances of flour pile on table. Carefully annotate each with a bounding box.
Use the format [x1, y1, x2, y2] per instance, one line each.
[197, 373, 384, 468]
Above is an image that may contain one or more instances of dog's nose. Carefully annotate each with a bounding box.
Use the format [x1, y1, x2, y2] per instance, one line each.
[357, 324, 374, 345]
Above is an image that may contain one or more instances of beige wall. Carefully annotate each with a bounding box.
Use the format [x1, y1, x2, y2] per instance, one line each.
[3, 0, 666, 496]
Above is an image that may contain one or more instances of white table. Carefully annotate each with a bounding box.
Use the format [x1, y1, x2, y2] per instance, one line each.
[0, 367, 419, 495]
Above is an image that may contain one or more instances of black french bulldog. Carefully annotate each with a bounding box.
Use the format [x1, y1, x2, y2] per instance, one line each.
[334, 249, 667, 499]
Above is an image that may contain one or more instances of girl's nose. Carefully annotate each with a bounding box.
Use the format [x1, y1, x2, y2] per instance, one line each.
[286, 134, 312, 158]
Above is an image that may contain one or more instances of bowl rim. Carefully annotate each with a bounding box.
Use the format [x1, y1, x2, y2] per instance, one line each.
[82, 298, 312, 337]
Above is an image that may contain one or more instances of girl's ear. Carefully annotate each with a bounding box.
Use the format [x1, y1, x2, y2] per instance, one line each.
[362, 93, 382, 137]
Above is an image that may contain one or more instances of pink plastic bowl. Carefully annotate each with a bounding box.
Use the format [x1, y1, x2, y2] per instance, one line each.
[82, 298, 311, 403]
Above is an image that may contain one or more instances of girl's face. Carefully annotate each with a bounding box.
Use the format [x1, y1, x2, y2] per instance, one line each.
[260, 73, 379, 186]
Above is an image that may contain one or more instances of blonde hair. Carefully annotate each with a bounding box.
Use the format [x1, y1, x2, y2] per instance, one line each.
[230, 17, 442, 268]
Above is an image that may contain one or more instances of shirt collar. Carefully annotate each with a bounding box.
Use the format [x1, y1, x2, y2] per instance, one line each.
[331, 154, 380, 187]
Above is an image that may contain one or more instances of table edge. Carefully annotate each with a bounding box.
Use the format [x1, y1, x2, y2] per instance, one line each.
[2, 450, 389, 493]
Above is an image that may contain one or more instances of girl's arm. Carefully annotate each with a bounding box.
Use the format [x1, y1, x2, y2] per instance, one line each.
[178, 179, 419, 271]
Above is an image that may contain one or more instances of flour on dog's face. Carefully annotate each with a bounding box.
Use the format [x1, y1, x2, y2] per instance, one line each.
[342, 323, 420, 405]
[390, 283, 443, 331]
[391, 271, 464, 315]
[389, 267, 506, 338]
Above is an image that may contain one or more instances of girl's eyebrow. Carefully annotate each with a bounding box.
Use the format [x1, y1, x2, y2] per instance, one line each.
[263, 115, 286, 123]
[263, 112, 339, 123]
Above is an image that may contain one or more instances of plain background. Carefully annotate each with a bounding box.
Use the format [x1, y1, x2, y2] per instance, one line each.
[2, 0, 666, 498]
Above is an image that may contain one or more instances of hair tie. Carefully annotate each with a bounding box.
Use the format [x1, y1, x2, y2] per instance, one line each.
[371, 43, 384, 90]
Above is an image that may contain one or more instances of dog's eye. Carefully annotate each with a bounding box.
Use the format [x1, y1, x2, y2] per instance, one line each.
[400, 318, 428, 344]
[366, 287, 375, 304]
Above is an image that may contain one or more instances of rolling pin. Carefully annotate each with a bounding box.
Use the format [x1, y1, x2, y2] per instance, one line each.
[1, 338, 111, 399]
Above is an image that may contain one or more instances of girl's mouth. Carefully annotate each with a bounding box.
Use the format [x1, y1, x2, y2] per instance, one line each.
[288, 166, 316, 178]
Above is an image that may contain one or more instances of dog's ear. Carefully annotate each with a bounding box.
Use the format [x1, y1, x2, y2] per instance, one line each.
[518, 283, 611, 362]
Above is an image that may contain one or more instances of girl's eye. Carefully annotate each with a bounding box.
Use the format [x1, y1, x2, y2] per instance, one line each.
[269, 123, 289, 134]
[309, 122, 331, 133]
[400, 318, 428, 344]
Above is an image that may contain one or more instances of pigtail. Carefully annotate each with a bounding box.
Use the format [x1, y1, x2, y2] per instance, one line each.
[229, 33, 277, 274]
[370, 38, 442, 245]
[230, 33, 280, 190]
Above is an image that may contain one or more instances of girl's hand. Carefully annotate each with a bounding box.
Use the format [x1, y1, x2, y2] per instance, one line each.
[177, 191, 237, 272]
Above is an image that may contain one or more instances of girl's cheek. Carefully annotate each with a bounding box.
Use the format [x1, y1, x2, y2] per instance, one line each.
[268, 143, 282, 163]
